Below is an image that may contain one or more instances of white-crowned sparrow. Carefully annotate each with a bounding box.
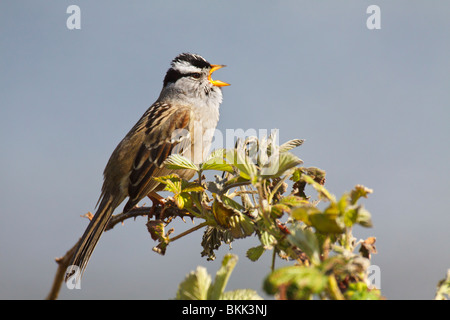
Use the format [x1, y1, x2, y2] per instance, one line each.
[67, 53, 229, 279]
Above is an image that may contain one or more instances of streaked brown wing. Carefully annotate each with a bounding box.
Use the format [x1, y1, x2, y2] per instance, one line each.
[123, 105, 192, 212]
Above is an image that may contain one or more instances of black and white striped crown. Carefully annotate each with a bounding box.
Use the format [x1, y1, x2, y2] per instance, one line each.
[163, 53, 211, 87]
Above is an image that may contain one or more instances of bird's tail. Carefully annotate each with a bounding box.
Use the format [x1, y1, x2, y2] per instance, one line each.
[65, 195, 115, 282]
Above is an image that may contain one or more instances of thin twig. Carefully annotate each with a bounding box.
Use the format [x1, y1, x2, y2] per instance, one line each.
[168, 221, 210, 243]
[268, 174, 290, 204]
[230, 190, 258, 195]
[45, 240, 80, 300]
[220, 181, 252, 195]
[271, 249, 276, 272]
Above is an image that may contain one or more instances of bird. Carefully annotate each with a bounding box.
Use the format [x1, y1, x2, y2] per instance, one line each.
[66, 53, 229, 281]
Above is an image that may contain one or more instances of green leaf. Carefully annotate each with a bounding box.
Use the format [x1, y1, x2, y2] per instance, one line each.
[259, 231, 277, 250]
[165, 154, 199, 171]
[208, 254, 238, 300]
[228, 214, 254, 239]
[281, 195, 309, 207]
[175, 266, 211, 300]
[220, 289, 263, 300]
[153, 174, 182, 193]
[345, 282, 382, 300]
[287, 223, 321, 265]
[226, 149, 258, 182]
[304, 167, 327, 184]
[309, 203, 345, 234]
[246, 245, 265, 262]
[221, 194, 244, 211]
[291, 168, 303, 182]
[343, 207, 358, 227]
[174, 192, 192, 209]
[212, 198, 233, 228]
[263, 265, 327, 299]
[338, 193, 373, 228]
[181, 181, 204, 193]
[349, 185, 373, 205]
[302, 174, 335, 202]
[261, 152, 303, 178]
[355, 207, 373, 228]
[201, 156, 235, 173]
[212, 196, 254, 239]
[206, 148, 227, 160]
[176, 254, 262, 300]
[290, 206, 320, 225]
[271, 203, 290, 218]
[279, 139, 304, 153]
[290, 167, 326, 184]
[212, 195, 241, 227]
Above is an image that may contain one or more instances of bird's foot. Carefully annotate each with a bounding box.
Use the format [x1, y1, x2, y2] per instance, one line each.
[147, 192, 168, 219]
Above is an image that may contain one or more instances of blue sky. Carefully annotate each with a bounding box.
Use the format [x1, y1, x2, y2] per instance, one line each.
[1, 1, 449, 299]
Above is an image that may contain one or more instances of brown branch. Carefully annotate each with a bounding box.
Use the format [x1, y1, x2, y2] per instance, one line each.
[45, 240, 80, 300]
[105, 203, 192, 231]
[106, 206, 156, 231]
[46, 203, 193, 300]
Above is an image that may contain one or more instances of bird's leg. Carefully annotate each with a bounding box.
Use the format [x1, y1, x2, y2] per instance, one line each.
[147, 192, 167, 219]
[147, 192, 165, 206]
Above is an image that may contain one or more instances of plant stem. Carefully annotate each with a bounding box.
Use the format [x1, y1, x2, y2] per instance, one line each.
[220, 181, 252, 195]
[327, 275, 345, 300]
[267, 174, 289, 204]
[271, 249, 276, 271]
[168, 221, 210, 243]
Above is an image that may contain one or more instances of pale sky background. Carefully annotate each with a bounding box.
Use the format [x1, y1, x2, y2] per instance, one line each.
[1, 1, 449, 300]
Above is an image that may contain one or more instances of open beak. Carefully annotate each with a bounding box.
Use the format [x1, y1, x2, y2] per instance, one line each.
[208, 64, 230, 87]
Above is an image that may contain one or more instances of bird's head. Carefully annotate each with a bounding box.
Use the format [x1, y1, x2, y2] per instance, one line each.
[161, 53, 229, 106]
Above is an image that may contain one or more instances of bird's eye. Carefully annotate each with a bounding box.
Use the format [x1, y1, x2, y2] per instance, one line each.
[191, 73, 201, 79]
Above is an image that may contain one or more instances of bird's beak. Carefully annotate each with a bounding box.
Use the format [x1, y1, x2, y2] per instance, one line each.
[208, 64, 230, 87]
